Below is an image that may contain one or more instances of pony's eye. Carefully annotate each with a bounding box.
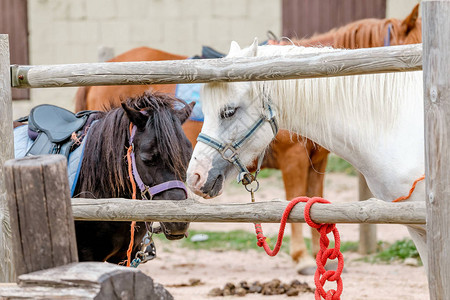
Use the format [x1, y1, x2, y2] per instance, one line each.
[220, 106, 238, 119]
[139, 150, 156, 164]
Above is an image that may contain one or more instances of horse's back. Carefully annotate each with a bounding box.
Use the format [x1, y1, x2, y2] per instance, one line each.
[109, 46, 187, 62]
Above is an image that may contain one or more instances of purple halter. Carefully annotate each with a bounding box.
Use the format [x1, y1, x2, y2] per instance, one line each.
[129, 123, 188, 200]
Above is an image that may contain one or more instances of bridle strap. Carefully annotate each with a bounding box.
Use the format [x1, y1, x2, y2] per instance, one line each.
[144, 180, 188, 199]
[197, 102, 278, 185]
[384, 23, 392, 47]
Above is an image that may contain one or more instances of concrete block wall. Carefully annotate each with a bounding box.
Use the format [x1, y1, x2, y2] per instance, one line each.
[386, 0, 421, 18]
[13, 0, 281, 117]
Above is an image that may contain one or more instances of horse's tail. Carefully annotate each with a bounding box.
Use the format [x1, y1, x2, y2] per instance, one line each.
[74, 86, 91, 112]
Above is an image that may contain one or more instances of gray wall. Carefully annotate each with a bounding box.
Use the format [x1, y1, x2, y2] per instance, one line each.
[13, 0, 281, 117]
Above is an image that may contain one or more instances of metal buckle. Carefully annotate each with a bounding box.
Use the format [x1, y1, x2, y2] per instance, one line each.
[220, 144, 238, 163]
[135, 232, 157, 264]
[141, 186, 153, 200]
[244, 177, 259, 192]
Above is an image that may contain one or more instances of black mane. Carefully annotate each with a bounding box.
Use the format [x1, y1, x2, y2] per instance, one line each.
[74, 92, 191, 199]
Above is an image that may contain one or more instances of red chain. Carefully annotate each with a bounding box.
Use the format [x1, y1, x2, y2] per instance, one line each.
[254, 196, 344, 300]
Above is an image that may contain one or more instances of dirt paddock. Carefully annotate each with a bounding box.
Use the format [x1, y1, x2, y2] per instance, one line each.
[139, 173, 428, 299]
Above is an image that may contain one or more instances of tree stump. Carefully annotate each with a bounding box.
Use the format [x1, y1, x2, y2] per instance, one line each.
[0, 262, 173, 299]
[4, 155, 78, 278]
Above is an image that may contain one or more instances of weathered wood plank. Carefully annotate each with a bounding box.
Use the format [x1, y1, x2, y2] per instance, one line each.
[4, 155, 78, 278]
[11, 44, 422, 88]
[0, 262, 173, 299]
[358, 173, 377, 254]
[423, 1, 450, 299]
[71, 198, 426, 224]
[0, 34, 15, 282]
[41, 156, 79, 266]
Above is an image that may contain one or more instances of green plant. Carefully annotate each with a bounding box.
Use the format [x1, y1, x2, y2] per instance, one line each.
[325, 154, 357, 176]
[155, 229, 290, 253]
[187, 230, 290, 253]
[256, 169, 282, 179]
[155, 230, 360, 255]
[365, 239, 421, 264]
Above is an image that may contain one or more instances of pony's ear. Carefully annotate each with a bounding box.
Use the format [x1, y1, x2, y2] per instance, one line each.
[401, 3, 419, 34]
[249, 38, 258, 56]
[238, 38, 258, 57]
[228, 41, 241, 56]
[176, 102, 195, 124]
[122, 103, 148, 128]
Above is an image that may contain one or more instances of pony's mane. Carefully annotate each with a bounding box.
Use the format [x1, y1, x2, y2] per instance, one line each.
[289, 16, 422, 49]
[75, 93, 190, 198]
[203, 45, 423, 149]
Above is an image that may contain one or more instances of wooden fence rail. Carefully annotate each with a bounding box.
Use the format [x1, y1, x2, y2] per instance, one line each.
[11, 44, 422, 88]
[71, 198, 426, 224]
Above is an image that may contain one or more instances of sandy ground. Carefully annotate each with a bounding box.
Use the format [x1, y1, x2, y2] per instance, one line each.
[139, 172, 429, 299]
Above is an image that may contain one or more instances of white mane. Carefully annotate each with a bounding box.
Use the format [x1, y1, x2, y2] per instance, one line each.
[230, 45, 423, 149]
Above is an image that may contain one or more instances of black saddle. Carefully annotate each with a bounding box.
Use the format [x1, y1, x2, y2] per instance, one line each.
[16, 104, 97, 158]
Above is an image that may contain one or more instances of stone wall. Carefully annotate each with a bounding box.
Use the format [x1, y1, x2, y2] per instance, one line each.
[386, 0, 421, 18]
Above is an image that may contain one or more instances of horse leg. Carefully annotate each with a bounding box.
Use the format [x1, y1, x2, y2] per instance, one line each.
[276, 141, 316, 273]
[407, 224, 428, 272]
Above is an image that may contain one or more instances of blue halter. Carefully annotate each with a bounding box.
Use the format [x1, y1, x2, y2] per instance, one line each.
[197, 101, 278, 186]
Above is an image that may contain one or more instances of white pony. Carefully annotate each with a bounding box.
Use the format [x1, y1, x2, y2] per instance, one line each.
[187, 40, 427, 270]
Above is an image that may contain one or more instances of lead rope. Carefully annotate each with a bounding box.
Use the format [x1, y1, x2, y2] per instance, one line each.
[252, 174, 426, 299]
[392, 175, 425, 202]
[252, 193, 344, 300]
[126, 122, 137, 267]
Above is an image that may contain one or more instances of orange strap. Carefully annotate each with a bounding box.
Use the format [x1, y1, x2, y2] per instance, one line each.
[126, 123, 137, 267]
[392, 175, 425, 202]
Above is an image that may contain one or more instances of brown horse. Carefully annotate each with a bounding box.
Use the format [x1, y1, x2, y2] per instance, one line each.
[286, 4, 421, 48]
[74, 4, 421, 274]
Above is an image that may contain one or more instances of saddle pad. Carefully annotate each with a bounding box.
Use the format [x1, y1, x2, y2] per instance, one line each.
[175, 83, 204, 122]
[14, 124, 87, 197]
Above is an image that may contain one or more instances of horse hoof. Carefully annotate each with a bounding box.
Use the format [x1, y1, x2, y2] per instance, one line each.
[296, 257, 317, 275]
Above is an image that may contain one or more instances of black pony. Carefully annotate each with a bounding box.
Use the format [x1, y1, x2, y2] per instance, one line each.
[74, 92, 193, 263]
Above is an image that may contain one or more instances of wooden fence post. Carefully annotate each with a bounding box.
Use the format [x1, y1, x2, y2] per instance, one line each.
[4, 155, 78, 278]
[358, 173, 377, 254]
[0, 34, 15, 282]
[423, 1, 450, 299]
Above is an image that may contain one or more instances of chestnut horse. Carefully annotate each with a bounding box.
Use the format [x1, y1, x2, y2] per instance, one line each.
[288, 4, 421, 48]
[74, 4, 421, 274]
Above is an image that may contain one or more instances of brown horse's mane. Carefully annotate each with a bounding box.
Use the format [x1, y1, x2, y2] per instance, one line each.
[286, 4, 421, 49]
[75, 92, 190, 199]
